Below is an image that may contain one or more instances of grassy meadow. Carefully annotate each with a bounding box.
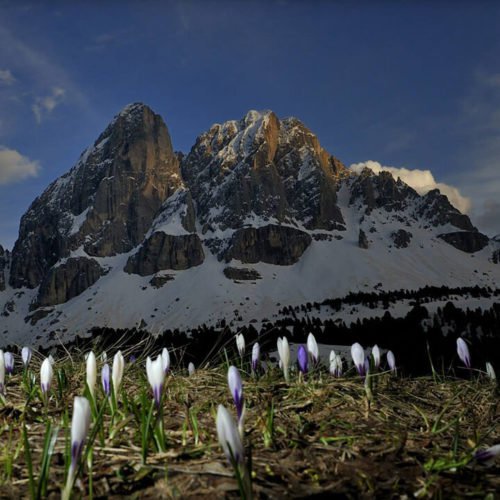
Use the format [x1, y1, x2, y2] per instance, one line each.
[0, 340, 498, 499]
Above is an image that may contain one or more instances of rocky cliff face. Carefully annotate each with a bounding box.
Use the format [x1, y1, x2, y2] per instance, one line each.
[181, 110, 348, 232]
[35, 257, 104, 307]
[9, 103, 180, 289]
[125, 232, 205, 276]
[0, 245, 8, 291]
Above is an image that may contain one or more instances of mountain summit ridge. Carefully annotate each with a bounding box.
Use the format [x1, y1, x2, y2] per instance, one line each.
[1, 103, 498, 345]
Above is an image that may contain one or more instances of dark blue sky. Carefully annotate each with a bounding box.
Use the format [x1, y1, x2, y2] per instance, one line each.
[1, 1, 500, 247]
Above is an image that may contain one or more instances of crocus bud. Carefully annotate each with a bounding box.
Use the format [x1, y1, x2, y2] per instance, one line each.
[4, 352, 14, 375]
[330, 352, 343, 377]
[86, 351, 97, 398]
[112, 351, 124, 398]
[162, 347, 170, 374]
[188, 362, 195, 376]
[64, 396, 91, 498]
[277, 337, 290, 383]
[307, 333, 319, 364]
[236, 333, 245, 358]
[251, 343, 260, 373]
[101, 363, 111, 396]
[70, 396, 91, 468]
[456, 338, 471, 369]
[146, 355, 165, 407]
[371, 345, 381, 370]
[298, 345, 308, 375]
[474, 444, 500, 466]
[216, 404, 244, 465]
[387, 350, 396, 373]
[40, 357, 53, 395]
[0, 350, 5, 394]
[486, 362, 496, 381]
[351, 343, 365, 376]
[228, 366, 244, 423]
[22, 347, 32, 367]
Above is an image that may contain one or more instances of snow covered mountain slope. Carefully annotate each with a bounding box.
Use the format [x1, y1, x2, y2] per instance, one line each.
[1, 104, 499, 346]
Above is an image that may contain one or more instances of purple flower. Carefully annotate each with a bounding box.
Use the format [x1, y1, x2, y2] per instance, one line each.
[101, 363, 111, 396]
[474, 444, 500, 465]
[298, 345, 308, 375]
[456, 338, 471, 369]
[227, 366, 244, 422]
[146, 355, 165, 407]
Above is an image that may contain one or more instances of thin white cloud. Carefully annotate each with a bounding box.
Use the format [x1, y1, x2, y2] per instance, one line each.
[0, 146, 40, 185]
[349, 160, 471, 214]
[32, 86, 66, 124]
[0, 68, 15, 85]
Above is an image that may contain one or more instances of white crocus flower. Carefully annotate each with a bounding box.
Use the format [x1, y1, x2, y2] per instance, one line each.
[86, 351, 97, 399]
[372, 344, 381, 370]
[112, 351, 124, 399]
[307, 332, 319, 364]
[216, 404, 244, 465]
[63, 396, 91, 500]
[351, 343, 365, 376]
[277, 337, 290, 383]
[236, 333, 245, 358]
[40, 357, 53, 395]
[146, 355, 165, 407]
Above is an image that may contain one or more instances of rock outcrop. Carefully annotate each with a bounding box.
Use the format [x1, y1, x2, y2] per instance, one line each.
[10, 103, 181, 288]
[125, 232, 205, 276]
[224, 224, 312, 265]
[391, 229, 413, 248]
[358, 229, 369, 249]
[223, 267, 262, 281]
[418, 190, 474, 231]
[35, 257, 104, 307]
[438, 231, 489, 253]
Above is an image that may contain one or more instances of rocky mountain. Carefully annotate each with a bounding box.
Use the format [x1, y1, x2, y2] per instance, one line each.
[1, 103, 499, 345]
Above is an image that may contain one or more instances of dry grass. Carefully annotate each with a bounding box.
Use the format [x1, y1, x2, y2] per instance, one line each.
[0, 357, 499, 499]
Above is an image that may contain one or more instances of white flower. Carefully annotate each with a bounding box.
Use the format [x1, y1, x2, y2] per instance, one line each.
[112, 351, 124, 398]
[371, 345, 381, 369]
[485, 362, 496, 381]
[216, 404, 244, 465]
[188, 362, 195, 376]
[277, 337, 290, 383]
[146, 355, 165, 406]
[387, 350, 396, 372]
[456, 338, 471, 369]
[86, 351, 97, 398]
[41, 357, 53, 395]
[22, 347, 32, 367]
[236, 333, 245, 358]
[351, 343, 365, 376]
[64, 396, 91, 499]
[330, 352, 343, 377]
[251, 342, 260, 373]
[307, 333, 319, 364]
